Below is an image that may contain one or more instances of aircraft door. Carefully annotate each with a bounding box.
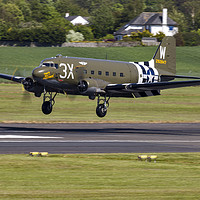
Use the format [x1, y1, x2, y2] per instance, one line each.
[127, 63, 139, 83]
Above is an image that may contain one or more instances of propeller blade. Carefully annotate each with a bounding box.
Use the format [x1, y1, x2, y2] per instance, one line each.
[65, 92, 77, 101]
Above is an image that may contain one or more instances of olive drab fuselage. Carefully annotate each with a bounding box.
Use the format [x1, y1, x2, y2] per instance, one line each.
[32, 56, 160, 95]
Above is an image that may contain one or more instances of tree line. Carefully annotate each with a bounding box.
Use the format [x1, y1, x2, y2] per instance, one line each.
[0, 0, 200, 45]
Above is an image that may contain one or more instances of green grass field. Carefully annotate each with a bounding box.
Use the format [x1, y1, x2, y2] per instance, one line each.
[0, 84, 200, 123]
[0, 153, 200, 199]
[0, 46, 200, 77]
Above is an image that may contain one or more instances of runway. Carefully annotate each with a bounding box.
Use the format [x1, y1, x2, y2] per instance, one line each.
[0, 123, 200, 154]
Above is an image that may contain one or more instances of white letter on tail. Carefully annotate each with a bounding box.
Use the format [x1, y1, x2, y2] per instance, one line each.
[160, 46, 166, 59]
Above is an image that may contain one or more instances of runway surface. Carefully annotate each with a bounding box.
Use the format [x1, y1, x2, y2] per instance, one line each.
[0, 123, 200, 154]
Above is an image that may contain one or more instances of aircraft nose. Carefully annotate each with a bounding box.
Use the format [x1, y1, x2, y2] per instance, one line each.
[32, 67, 45, 79]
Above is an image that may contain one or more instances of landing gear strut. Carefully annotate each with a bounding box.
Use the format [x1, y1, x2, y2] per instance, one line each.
[96, 95, 110, 118]
[42, 91, 57, 115]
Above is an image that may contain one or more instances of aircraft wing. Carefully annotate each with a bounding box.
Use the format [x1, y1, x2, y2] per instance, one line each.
[106, 80, 200, 92]
[0, 73, 25, 83]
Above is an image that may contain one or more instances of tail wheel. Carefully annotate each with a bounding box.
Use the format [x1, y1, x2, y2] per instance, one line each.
[96, 103, 107, 118]
[42, 101, 52, 115]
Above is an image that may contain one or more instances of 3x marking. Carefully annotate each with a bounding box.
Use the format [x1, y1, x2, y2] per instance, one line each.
[60, 63, 74, 79]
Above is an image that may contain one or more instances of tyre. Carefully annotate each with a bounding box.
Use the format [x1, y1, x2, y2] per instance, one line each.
[96, 104, 107, 117]
[42, 101, 52, 115]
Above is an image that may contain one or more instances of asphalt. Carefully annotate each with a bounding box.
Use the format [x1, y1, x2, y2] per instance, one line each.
[0, 123, 200, 154]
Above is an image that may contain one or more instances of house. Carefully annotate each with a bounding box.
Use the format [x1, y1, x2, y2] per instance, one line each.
[65, 13, 89, 25]
[114, 8, 178, 40]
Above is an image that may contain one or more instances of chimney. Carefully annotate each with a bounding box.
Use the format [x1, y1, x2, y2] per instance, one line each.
[162, 8, 167, 25]
[162, 8, 168, 35]
[65, 13, 69, 18]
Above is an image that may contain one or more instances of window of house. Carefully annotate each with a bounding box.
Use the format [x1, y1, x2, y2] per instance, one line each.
[120, 73, 124, 77]
[169, 26, 174, 31]
[98, 71, 102, 75]
[91, 70, 94, 75]
[113, 72, 116, 76]
[105, 71, 109, 76]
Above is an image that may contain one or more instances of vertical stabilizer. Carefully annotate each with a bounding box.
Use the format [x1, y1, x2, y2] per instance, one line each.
[153, 36, 176, 80]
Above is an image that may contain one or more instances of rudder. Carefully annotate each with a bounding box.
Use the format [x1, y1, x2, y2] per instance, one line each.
[153, 36, 176, 81]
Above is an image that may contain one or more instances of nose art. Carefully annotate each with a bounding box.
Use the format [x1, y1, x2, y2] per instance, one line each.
[32, 68, 45, 79]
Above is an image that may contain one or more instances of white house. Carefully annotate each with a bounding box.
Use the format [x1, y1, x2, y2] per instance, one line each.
[65, 13, 89, 25]
[114, 8, 178, 40]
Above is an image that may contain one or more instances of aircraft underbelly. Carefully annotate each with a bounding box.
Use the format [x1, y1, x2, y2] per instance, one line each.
[37, 79, 77, 91]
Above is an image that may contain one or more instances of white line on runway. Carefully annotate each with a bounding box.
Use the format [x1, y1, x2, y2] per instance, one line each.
[0, 135, 62, 139]
[0, 139, 200, 143]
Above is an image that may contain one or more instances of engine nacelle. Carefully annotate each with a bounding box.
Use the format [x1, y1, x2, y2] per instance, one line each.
[22, 77, 43, 97]
[77, 78, 105, 96]
[22, 77, 34, 92]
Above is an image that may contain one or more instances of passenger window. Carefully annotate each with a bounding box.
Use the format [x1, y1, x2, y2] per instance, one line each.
[91, 70, 94, 75]
[113, 72, 116, 76]
[106, 71, 109, 76]
[55, 64, 58, 69]
[120, 73, 124, 77]
[98, 71, 102, 75]
[83, 70, 87, 74]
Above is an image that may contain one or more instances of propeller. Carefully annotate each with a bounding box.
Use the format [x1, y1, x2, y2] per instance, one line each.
[21, 85, 32, 102]
[64, 91, 77, 101]
[12, 67, 32, 102]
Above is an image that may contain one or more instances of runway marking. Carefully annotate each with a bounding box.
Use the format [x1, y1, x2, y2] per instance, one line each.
[0, 131, 57, 133]
[0, 135, 62, 139]
[0, 140, 200, 143]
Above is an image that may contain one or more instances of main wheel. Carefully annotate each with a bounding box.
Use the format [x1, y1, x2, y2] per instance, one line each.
[42, 101, 52, 115]
[96, 104, 107, 118]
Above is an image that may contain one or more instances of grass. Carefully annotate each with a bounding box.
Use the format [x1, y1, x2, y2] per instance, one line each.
[0, 83, 200, 123]
[1, 46, 200, 77]
[0, 153, 200, 199]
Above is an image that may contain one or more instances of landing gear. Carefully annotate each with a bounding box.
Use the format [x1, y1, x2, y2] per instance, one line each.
[42, 91, 57, 115]
[96, 95, 110, 118]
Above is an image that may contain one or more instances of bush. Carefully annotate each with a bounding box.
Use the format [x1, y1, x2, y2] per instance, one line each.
[130, 30, 153, 41]
[182, 32, 200, 46]
[102, 34, 115, 41]
[155, 31, 165, 42]
[66, 30, 84, 42]
[5, 27, 66, 45]
[74, 25, 94, 41]
[174, 32, 185, 46]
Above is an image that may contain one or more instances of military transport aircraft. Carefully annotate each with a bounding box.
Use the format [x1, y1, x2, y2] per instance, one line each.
[1, 36, 200, 117]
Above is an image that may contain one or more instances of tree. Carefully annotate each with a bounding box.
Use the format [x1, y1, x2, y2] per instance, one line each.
[0, 19, 8, 40]
[0, 3, 24, 26]
[169, 6, 187, 32]
[74, 25, 94, 40]
[91, 3, 115, 38]
[27, 0, 59, 23]
[182, 1, 200, 30]
[55, 0, 89, 17]
[120, 0, 145, 24]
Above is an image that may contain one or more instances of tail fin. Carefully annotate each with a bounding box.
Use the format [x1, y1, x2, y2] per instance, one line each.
[153, 36, 176, 81]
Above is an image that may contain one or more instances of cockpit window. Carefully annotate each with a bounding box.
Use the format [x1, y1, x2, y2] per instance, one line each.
[42, 63, 58, 69]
